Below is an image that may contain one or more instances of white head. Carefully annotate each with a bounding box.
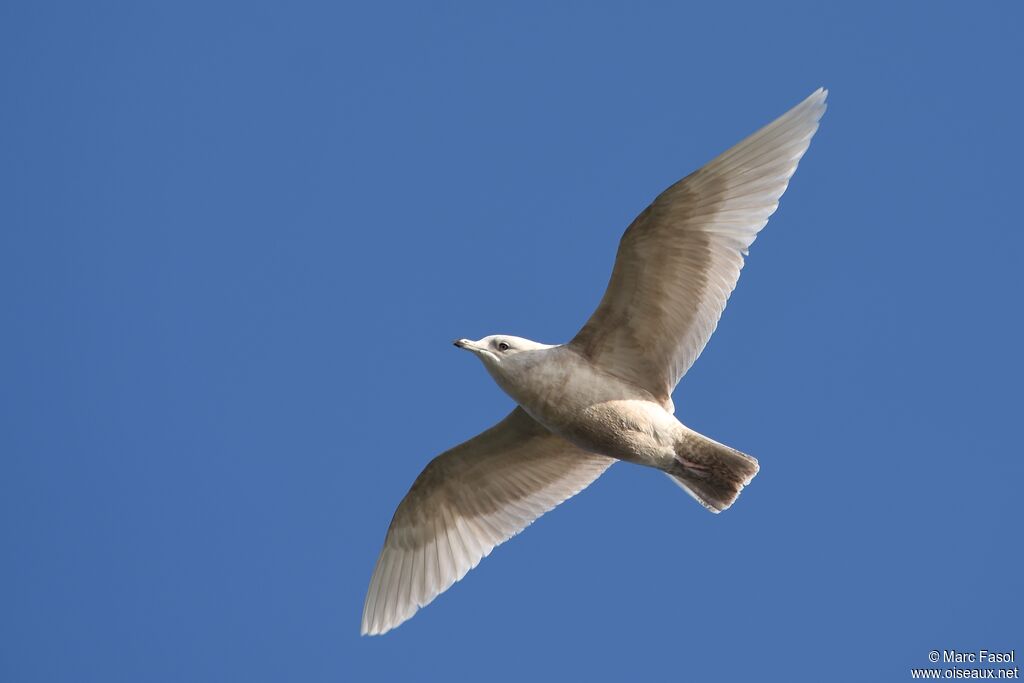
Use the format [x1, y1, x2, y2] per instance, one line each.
[453, 335, 554, 382]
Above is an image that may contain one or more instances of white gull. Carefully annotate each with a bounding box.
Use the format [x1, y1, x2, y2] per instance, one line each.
[362, 89, 827, 636]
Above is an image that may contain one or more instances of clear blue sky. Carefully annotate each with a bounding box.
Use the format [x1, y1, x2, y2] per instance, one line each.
[2, 2, 1021, 681]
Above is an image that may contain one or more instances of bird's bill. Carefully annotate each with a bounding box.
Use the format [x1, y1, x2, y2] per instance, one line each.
[453, 338, 492, 359]
[453, 338, 480, 351]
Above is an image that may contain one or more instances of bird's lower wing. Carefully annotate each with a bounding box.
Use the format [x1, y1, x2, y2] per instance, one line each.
[570, 89, 826, 403]
[361, 407, 614, 636]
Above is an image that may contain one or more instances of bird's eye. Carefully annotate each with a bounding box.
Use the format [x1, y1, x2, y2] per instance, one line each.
[497, 341, 510, 352]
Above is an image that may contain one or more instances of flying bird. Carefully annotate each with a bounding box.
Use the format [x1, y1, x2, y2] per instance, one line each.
[362, 89, 827, 635]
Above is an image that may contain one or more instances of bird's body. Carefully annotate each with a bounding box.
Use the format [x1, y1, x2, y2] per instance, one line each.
[458, 335, 759, 510]
[477, 341, 691, 472]
[361, 89, 827, 635]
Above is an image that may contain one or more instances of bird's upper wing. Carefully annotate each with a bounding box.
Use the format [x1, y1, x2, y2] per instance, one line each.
[361, 407, 614, 636]
[569, 89, 827, 404]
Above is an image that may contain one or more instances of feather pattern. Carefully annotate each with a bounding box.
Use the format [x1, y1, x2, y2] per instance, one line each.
[361, 408, 614, 636]
[570, 89, 827, 403]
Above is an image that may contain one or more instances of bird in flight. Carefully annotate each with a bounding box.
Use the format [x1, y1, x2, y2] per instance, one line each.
[362, 89, 827, 636]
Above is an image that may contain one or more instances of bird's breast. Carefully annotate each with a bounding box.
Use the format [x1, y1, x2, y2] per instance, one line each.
[504, 350, 636, 416]
[501, 349, 678, 461]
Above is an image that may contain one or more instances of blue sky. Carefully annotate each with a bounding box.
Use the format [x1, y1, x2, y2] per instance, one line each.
[2, 2, 1021, 681]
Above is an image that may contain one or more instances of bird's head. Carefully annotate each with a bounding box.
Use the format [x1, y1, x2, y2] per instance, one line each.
[453, 335, 553, 381]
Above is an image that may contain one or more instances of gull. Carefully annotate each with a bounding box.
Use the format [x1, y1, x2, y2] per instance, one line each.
[361, 89, 827, 636]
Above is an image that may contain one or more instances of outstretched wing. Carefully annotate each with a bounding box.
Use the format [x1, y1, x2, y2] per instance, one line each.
[570, 89, 827, 404]
[361, 407, 614, 636]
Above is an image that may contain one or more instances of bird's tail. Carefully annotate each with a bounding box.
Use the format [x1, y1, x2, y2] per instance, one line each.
[665, 429, 759, 513]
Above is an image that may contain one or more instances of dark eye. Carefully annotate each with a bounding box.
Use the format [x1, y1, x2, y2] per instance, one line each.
[497, 341, 510, 352]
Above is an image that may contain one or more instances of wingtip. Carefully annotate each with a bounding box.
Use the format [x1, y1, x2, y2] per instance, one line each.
[360, 601, 415, 636]
[360, 620, 386, 637]
[810, 87, 829, 109]
[799, 87, 828, 121]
